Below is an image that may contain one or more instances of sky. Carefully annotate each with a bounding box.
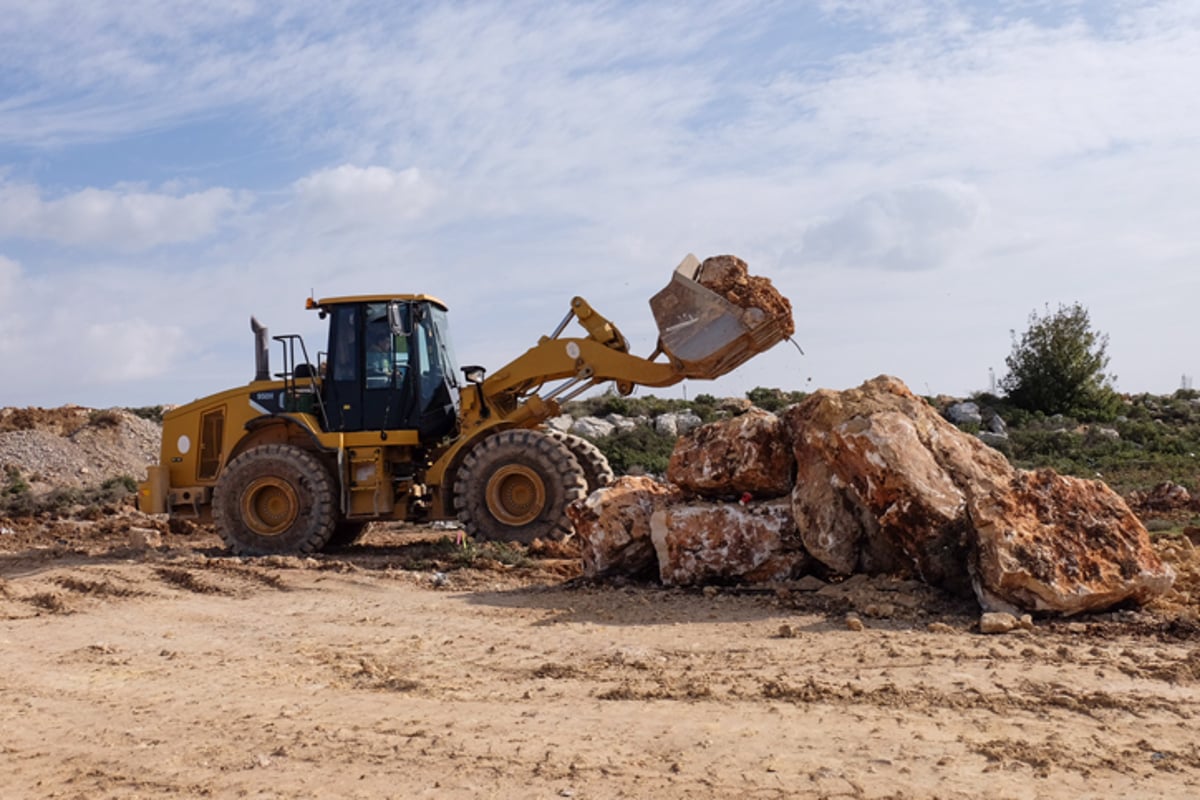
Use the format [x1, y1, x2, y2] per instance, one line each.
[1, 0, 1198, 409]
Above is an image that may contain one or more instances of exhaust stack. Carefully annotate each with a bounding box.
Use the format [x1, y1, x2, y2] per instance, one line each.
[251, 316, 270, 381]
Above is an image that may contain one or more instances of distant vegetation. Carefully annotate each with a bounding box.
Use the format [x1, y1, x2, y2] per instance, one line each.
[124, 406, 166, 424]
[0, 468, 137, 518]
[975, 390, 1200, 494]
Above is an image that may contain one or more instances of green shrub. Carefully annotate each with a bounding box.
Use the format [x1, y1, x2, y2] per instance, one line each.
[125, 406, 166, 424]
[88, 409, 123, 428]
[1001, 302, 1120, 421]
[746, 387, 807, 412]
[593, 426, 678, 475]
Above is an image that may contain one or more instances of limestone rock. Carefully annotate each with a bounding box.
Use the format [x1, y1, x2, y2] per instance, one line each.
[978, 431, 1009, 448]
[667, 408, 794, 499]
[545, 415, 574, 433]
[969, 469, 1175, 615]
[566, 477, 681, 578]
[783, 376, 1003, 592]
[979, 611, 1019, 634]
[604, 414, 642, 434]
[675, 411, 703, 435]
[569, 416, 615, 439]
[654, 414, 679, 437]
[650, 499, 808, 586]
[695, 255, 795, 338]
[653, 412, 703, 438]
[128, 526, 163, 550]
[946, 402, 982, 427]
[783, 375, 1173, 615]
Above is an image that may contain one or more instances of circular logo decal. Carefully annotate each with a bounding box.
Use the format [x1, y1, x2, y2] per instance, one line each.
[566, 342, 581, 359]
[177, 435, 191, 455]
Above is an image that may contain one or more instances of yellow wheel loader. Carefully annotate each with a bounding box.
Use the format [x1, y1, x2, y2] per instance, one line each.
[137, 255, 790, 555]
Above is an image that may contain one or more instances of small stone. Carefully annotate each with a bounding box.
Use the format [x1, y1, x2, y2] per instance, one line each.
[862, 602, 895, 619]
[845, 615, 865, 632]
[793, 575, 827, 592]
[979, 611, 1019, 634]
[927, 622, 956, 634]
[777, 623, 796, 639]
[1018, 614, 1034, 631]
[702, 585, 719, 598]
[128, 527, 162, 550]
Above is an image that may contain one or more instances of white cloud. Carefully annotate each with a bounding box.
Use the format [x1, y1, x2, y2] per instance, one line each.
[0, 182, 241, 251]
[78, 319, 188, 383]
[0, 254, 23, 354]
[290, 165, 435, 233]
[796, 181, 986, 271]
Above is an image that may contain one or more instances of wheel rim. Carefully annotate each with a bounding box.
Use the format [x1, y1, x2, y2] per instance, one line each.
[241, 477, 300, 535]
[485, 465, 546, 526]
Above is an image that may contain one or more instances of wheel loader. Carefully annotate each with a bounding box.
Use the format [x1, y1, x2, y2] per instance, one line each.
[137, 255, 790, 555]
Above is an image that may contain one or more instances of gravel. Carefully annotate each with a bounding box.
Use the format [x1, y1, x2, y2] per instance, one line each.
[0, 408, 161, 493]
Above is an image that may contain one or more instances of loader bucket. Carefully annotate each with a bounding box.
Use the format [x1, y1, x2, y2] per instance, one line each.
[649, 255, 790, 379]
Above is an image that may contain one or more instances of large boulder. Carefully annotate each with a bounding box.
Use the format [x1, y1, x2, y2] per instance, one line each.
[667, 408, 794, 498]
[650, 499, 808, 586]
[783, 376, 1000, 593]
[783, 375, 1174, 613]
[566, 477, 681, 578]
[970, 469, 1175, 615]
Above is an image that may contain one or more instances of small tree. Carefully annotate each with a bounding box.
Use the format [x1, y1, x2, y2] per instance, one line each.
[1001, 302, 1118, 419]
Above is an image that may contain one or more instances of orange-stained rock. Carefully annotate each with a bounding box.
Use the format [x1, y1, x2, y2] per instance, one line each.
[566, 476, 682, 578]
[969, 469, 1175, 615]
[696, 255, 795, 338]
[667, 408, 794, 498]
[650, 499, 809, 586]
[783, 375, 997, 592]
[783, 375, 1174, 613]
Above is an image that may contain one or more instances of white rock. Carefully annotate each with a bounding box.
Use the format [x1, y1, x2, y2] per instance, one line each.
[570, 416, 615, 439]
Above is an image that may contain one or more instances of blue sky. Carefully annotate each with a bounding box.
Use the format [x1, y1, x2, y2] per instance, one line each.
[1, 0, 1198, 408]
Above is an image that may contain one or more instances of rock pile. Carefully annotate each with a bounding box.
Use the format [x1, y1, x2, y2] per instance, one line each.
[0, 407, 160, 494]
[568, 376, 1175, 616]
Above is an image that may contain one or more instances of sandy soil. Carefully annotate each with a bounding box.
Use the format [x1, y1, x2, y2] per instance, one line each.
[3, 520, 1200, 799]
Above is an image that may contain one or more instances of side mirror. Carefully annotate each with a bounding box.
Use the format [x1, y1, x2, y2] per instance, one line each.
[462, 365, 486, 385]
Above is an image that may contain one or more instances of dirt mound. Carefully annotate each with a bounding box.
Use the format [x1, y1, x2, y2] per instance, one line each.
[0, 407, 161, 493]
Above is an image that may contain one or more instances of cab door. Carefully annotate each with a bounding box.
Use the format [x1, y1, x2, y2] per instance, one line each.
[360, 302, 415, 431]
[323, 303, 362, 431]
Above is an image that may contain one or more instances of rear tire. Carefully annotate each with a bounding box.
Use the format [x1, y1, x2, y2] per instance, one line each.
[213, 444, 337, 556]
[453, 430, 586, 544]
[547, 430, 614, 494]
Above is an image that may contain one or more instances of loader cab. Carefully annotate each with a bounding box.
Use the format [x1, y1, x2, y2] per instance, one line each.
[315, 295, 460, 440]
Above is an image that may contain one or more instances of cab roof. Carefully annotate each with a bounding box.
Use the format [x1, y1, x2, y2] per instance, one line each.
[307, 294, 449, 311]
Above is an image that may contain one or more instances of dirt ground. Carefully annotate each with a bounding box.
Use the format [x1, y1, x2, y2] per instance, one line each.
[2, 519, 1200, 800]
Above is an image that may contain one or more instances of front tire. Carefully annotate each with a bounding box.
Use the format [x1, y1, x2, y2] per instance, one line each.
[213, 444, 337, 556]
[453, 430, 587, 544]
